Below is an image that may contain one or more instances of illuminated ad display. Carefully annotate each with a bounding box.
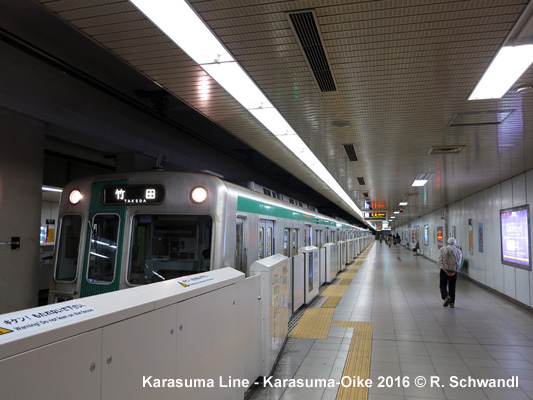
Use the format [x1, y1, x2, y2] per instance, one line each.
[500, 205, 531, 270]
[102, 185, 165, 205]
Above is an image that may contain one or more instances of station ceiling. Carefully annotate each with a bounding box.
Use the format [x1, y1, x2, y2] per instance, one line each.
[2, 0, 533, 229]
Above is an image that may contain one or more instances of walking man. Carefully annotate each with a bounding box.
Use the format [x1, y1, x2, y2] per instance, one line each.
[438, 237, 462, 308]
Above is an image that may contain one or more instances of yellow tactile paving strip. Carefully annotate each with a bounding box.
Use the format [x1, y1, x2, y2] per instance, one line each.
[321, 296, 342, 308]
[334, 321, 374, 400]
[289, 308, 335, 339]
[339, 279, 352, 285]
[320, 285, 348, 297]
[338, 272, 357, 279]
[345, 264, 360, 271]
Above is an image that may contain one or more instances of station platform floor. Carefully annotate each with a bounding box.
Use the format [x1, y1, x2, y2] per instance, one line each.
[247, 241, 533, 400]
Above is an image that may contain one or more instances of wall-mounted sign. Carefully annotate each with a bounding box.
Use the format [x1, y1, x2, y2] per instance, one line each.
[437, 227, 443, 243]
[364, 212, 387, 220]
[102, 185, 165, 205]
[479, 222, 484, 253]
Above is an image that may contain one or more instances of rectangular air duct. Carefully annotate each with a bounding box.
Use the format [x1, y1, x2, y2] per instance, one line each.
[428, 146, 465, 155]
[342, 144, 358, 161]
[288, 10, 337, 92]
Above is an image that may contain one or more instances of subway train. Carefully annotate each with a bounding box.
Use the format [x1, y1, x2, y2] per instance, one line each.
[48, 170, 371, 303]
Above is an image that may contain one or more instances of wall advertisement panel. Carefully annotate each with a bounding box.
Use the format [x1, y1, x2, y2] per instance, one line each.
[500, 205, 531, 270]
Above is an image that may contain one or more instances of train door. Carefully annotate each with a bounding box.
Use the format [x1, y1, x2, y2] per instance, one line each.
[316, 229, 323, 248]
[258, 219, 274, 259]
[283, 228, 290, 257]
[291, 228, 299, 256]
[235, 216, 247, 273]
[81, 213, 123, 297]
[304, 224, 312, 246]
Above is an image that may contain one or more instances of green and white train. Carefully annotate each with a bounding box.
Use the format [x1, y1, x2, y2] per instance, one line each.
[49, 171, 371, 303]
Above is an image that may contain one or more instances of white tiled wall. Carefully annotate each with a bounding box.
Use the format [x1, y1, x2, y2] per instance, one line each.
[397, 169, 533, 308]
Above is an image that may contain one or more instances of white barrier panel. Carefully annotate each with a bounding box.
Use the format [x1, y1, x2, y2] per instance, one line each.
[298, 246, 319, 304]
[292, 254, 304, 313]
[250, 254, 289, 377]
[323, 243, 334, 283]
[347, 239, 354, 261]
[319, 248, 326, 285]
[338, 241, 346, 268]
[0, 268, 261, 400]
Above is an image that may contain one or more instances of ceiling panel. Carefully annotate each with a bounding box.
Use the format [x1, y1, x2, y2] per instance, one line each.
[37, 0, 533, 228]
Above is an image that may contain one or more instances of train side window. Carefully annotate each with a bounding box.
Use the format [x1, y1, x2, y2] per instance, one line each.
[292, 228, 299, 256]
[266, 226, 273, 257]
[87, 214, 119, 284]
[283, 228, 290, 256]
[258, 226, 264, 259]
[55, 215, 83, 282]
[128, 215, 212, 285]
[235, 217, 246, 273]
[258, 219, 274, 259]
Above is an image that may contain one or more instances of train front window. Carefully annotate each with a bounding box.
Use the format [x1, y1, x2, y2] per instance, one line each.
[128, 215, 212, 285]
[55, 215, 82, 282]
[87, 214, 119, 284]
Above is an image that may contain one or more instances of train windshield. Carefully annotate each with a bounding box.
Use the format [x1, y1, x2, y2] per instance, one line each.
[55, 215, 83, 281]
[87, 214, 120, 284]
[128, 214, 212, 285]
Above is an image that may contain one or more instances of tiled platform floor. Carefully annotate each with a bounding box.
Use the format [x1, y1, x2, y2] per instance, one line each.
[248, 242, 533, 400]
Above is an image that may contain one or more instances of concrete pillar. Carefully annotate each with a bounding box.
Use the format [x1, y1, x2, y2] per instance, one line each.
[0, 108, 45, 313]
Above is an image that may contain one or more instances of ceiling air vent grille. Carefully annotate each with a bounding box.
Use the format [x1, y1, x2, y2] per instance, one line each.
[448, 110, 513, 126]
[428, 145, 465, 155]
[357, 177, 365, 185]
[342, 144, 358, 161]
[288, 11, 337, 92]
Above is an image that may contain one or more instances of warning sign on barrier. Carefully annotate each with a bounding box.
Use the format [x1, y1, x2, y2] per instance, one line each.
[176, 274, 214, 288]
[0, 303, 96, 338]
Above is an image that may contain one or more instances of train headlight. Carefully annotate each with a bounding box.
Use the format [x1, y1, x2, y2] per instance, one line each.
[69, 189, 83, 204]
[191, 186, 208, 204]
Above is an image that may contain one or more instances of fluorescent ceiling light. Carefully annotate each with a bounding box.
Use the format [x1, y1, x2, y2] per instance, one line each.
[394, 211, 400, 214]
[399, 202, 408, 206]
[129, 0, 368, 226]
[201, 63, 272, 110]
[248, 108, 297, 137]
[42, 186, 63, 193]
[469, 45, 533, 100]
[130, 0, 233, 65]
[412, 180, 428, 187]
[412, 173, 432, 187]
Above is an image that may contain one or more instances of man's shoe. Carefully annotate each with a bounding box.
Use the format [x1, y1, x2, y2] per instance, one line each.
[449, 303, 454, 308]
[443, 296, 452, 307]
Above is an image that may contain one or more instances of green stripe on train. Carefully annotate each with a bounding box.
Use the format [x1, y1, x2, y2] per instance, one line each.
[237, 196, 345, 228]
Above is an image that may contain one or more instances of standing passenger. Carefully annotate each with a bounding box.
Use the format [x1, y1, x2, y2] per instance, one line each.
[437, 238, 462, 308]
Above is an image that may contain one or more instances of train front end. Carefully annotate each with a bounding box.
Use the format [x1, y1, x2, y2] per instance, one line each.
[48, 171, 228, 303]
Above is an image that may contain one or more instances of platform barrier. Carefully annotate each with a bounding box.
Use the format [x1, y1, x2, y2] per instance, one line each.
[250, 254, 289, 376]
[299, 246, 319, 305]
[0, 268, 263, 400]
[291, 254, 304, 314]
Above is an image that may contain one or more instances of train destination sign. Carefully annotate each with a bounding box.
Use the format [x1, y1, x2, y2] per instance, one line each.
[364, 212, 387, 220]
[102, 185, 165, 205]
